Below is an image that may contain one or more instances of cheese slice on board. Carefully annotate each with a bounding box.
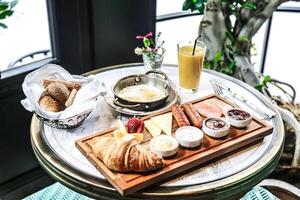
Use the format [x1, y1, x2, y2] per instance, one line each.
[151, 112, 173, 135]
[145, 120, 161, 137]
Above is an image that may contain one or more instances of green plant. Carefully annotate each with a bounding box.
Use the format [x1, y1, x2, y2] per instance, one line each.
[255, 75, 272, 92]
[0, 0, 18, 29]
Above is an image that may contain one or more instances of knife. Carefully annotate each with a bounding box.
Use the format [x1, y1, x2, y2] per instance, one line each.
[215, 81, 276, 120]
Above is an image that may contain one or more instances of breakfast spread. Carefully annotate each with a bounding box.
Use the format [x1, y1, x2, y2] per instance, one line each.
[82, 97, 254, 174]
[39, 79, 81, 112]
[150, 135, 179, 157]
[75, 94, 273, 196]
[225, 108, 252, 128]
[202, 117, 230, 138]
[175, 126, 203, 148]
[87, 98, 251, 172]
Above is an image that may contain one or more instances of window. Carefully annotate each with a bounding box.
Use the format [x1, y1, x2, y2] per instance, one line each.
[0, 0, 52, 78]
[156, 1, 300, 102]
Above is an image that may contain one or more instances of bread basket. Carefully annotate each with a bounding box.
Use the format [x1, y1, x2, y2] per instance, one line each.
[22, 64, 102, 129]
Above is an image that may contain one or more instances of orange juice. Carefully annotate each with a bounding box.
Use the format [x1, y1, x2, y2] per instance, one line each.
[178, 45, 205, 91]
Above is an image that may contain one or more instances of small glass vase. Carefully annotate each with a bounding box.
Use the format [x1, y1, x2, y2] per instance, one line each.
[142, 52, 164, 71]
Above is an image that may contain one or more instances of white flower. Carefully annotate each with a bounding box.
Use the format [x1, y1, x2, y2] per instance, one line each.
[146, 47, 152, 52]
[134, 47, 143, 55]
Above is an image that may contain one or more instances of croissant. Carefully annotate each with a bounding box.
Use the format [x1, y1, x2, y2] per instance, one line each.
[87, 136, 164, 173]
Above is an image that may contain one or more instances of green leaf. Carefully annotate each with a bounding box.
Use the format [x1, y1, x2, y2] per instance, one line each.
[194, 0, 204, 13]
[238, 35, 249, 42]
[143, 38, 150, 47]
[182, 0, 194, 11]
[192, 0, 197, 3]
[261, 75, 272, 84]
[242, 2, 257, 10]
[228, 4, 235, 12]
[10, 0, 19, 9]
[256, 75, 272, 91]
[255, 84, 263, 92]
[204, 61, 213, 69]
[225, 31, 234, 42]
[0, 10, 14, 19]
[213, 51, 224, 63]
[0, 22, 7, 28]
[228, 61, 236, 70]
[221, 68, 233, 75]
[0, 4, 8, 12]
[225, 44, 233, 50]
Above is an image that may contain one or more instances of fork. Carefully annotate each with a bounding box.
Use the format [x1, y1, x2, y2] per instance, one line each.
[210, 79, 273, 120]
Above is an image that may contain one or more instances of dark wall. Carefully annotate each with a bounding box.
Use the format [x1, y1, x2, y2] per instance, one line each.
[0, 74, 37, 184]
[0, 0, 156, 185]
[92, 0, 156, 67]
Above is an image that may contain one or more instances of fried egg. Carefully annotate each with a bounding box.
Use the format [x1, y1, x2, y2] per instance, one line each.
[118, 84, 165, 102]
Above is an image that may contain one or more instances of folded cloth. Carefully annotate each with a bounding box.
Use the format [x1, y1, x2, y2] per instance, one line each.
[21, 64, 102, 120]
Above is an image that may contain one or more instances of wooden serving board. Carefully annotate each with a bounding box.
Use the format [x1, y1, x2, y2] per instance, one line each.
[75, 94, 273, 196]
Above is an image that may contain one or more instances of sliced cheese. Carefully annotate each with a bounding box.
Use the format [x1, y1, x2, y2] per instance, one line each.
[145, 120, 161, 137]
[151, 112, 173, 135]
[115, 119, 127, 134]
[113, 129, 125, 140]
[114, 124, 144, 143]
[122, 133, 144, 143]
[131, 133, 144, 143]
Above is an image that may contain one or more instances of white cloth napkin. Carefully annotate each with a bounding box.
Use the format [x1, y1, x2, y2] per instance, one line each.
[21, 64, 102, 120]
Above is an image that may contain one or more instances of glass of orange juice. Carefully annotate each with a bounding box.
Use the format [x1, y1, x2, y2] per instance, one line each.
[177, 40, 206, 92]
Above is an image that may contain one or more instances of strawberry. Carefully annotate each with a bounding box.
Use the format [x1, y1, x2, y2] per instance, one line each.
[127, 118, 141, 133]
[136, 120, 144, 133]
[127, 118, 144, 133]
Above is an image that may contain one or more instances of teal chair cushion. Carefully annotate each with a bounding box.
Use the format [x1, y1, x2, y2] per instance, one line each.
[24, 182, 279, 200]
[241, 186, 280, 200]
[23, 182, 90, 200]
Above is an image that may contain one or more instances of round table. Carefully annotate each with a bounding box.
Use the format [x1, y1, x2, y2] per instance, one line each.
[30, 63, 284, 199]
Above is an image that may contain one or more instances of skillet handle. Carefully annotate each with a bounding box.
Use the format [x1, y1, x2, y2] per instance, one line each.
[113, 98, 141, 109]
[145, 70, 168, 81]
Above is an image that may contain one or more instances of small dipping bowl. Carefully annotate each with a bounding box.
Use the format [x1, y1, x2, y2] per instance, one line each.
[175, 126, 203, 148]
[150, 135, 179, 157]
[202, 117, 230, 138]
[225, 108, 252, 128]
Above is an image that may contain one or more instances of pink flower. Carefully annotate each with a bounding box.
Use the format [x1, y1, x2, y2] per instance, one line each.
[136, 32, 153, 40]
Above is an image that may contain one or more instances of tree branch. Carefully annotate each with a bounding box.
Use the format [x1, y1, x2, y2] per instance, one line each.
[238, 0, 283, 39]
